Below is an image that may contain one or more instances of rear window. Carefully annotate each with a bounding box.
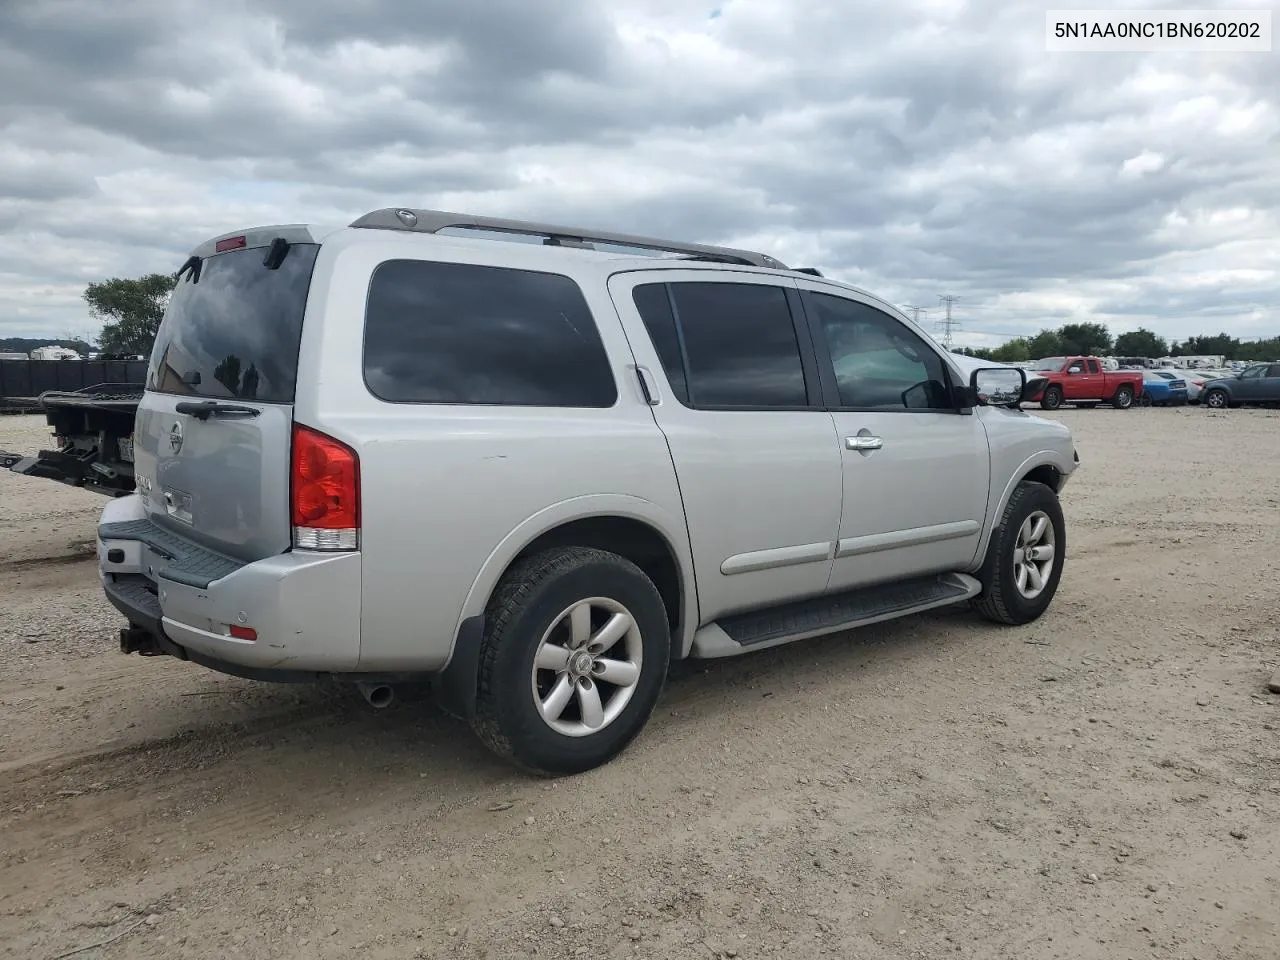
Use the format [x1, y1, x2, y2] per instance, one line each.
[362, 259, 617, 407]
[148, 242, 320, 403]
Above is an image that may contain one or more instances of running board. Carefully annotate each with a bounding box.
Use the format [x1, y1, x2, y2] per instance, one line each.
[690, 572, 981, 658]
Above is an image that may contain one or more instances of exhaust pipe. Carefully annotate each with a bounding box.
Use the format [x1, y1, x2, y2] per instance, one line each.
[356, 682, 395, 709]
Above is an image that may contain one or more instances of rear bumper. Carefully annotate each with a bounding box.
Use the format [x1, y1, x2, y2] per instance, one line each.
[97, 495, 362, 676]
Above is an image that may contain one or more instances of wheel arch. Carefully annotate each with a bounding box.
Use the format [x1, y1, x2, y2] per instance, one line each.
[452, 495, 697, 665]
[970, 453, 1072, 570]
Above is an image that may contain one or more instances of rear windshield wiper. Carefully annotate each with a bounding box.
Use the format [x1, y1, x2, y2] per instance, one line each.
[177, 255, 202, 284]
[175, 400, 261, 420]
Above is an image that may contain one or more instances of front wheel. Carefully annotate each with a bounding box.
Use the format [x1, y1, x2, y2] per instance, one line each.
[1139, 391, 1153, 407]
[1040, 386, 1064, 411]
[1204, 389, 1229, 409]
[972, 481, 1066, 626]
[1112, 385, 1135, 409]
[472, 546, 671, 776]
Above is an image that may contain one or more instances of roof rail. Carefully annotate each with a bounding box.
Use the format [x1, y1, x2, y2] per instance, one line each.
[348, 208, 789, 270]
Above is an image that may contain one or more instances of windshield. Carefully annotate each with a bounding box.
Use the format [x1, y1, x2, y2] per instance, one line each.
[147, 242, 320, 403]
[1029, 357, 1066, 371]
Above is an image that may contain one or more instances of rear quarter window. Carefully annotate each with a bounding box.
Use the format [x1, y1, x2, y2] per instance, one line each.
[363, 260, 618, 407]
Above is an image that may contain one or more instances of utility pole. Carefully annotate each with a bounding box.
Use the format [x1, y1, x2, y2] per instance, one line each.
[935, 295, 959, 348]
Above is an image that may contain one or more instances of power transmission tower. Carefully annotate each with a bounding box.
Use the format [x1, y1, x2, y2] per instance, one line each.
[903, 304, 928, 324]
[935, 295, 960, 348]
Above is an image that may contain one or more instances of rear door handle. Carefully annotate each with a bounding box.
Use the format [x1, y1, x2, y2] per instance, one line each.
[845, 435, 883, 451]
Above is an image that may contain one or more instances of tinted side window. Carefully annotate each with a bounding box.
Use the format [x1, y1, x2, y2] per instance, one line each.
[632, 283, 689, 404]
[807, 293, 951, 410]
[666, 282, 807, 408]
[363, 260, 617, 407]
[1087, 359, 1100, 373]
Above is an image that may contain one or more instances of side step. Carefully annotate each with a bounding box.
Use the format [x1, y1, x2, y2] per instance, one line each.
[690, 572, 981, 658]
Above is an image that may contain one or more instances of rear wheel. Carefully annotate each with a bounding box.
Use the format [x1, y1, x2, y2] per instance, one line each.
[1112, 385, 1135, 409]
[1204, 389, 1229, 409]
[1040, 386, 1064, 411]
[472, 546, 670, 776]
[973, 481, 1065, 626]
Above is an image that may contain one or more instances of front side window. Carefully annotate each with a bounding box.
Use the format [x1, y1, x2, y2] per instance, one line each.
[363, 260, 617, 406]
[661, 281, 808, 408]
[807, 293, 951, 410]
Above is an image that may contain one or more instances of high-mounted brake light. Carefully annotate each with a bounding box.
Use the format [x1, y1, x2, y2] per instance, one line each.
[215, 235, 247, 253]
[291, 424, 360, 551]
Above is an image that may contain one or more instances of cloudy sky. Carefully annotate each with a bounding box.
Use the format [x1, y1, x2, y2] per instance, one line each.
[0, 0, 1276, 348]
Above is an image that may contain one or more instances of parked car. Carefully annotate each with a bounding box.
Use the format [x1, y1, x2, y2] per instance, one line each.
[1141, 370, 1189, 406]
[1029, 356, 1143, 410]
[1201, 364, 1280, 409]
[96, 208, 1079, 775]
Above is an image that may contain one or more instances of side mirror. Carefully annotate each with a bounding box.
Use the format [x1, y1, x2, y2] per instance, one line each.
[969, 367, 1027, 407]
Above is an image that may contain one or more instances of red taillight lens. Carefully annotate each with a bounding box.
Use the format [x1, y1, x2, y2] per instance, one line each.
[290, 424, 359, 551]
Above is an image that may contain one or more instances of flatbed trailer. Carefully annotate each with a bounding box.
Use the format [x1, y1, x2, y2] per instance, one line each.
[1, 384, 140, 496]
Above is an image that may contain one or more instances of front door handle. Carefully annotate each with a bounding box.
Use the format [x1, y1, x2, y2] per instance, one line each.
[845, 435, 883, 451]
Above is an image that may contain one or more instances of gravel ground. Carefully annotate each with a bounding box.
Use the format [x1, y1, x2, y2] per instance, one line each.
[1, 407, 1278, 960]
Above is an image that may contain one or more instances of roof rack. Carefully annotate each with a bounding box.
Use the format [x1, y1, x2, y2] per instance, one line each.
[348, 207, 789, 270]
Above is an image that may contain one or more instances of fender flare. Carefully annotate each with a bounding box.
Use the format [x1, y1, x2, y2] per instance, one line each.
[970, 450, 1075, 568]
[446, 494, 698, 670]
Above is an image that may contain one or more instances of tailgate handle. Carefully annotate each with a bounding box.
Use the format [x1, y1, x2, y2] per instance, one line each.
[175, 400, 261, 420]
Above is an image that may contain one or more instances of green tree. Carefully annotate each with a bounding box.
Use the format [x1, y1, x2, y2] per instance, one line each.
[1178, 333, 1240, 359]
[990, 337, 1032, 362]
[1113, 328, 1168, 358]
[85, 273, 177, 358]
[1026, 329, 1064, 358]
[1236, 337, 1280, 361]
[1057, 322, 1112, 357]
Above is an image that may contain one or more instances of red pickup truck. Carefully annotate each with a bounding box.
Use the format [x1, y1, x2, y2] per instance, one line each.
[1027, 356, 1143, 411]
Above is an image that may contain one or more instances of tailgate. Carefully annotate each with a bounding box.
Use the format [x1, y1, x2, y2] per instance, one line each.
[132, 233, 320, 563]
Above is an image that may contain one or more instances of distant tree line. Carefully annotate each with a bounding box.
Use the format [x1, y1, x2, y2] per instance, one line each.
[0, 337, 95, 355]
[954, 322, 1280, 363]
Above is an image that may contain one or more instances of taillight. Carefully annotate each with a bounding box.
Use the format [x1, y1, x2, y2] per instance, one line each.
[290, 423, 360, 551]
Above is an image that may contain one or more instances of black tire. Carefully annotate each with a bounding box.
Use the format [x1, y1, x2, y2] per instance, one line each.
[1112, 385, 1135, 409]
[1204, 389, 1229, 410]
[972, 481, 1066, 626]
[1139, 391, 1153, 407]
[472, 546, 670, 776]
[1040, 386, 1063, 411]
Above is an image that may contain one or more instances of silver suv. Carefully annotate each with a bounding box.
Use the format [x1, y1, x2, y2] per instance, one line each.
[98, 209, 1078, 775]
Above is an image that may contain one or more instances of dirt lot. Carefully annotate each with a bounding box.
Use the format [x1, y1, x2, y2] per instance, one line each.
[1, 407, 1278, 960]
